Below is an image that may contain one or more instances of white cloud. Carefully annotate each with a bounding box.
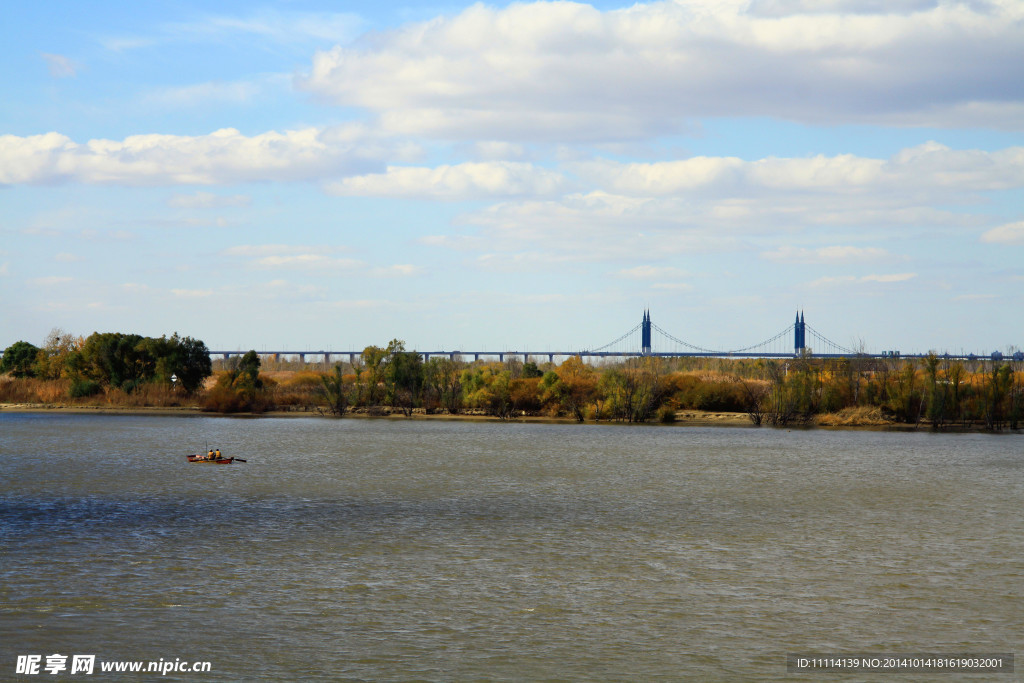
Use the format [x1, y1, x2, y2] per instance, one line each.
[171, 288, 213, 298]
[222, 244, 362, 269]
[326, 162, 568, 199]
[981, 221, 1024, 245]
[0, 126, 386, 186]
[40, 53, 78, 78]
[574, 145, 1024, 197]
[299, 0, 1024, 140]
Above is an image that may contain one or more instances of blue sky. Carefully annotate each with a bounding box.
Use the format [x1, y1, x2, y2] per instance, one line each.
[2, 0, 1023, 356]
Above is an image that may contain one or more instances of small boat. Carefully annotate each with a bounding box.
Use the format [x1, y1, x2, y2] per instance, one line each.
[187, 454, 234, 464]
[187, 454, 245, 464]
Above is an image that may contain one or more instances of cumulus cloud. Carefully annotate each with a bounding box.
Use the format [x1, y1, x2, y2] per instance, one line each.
[573, 144, 1024, 197]
[222, 244, 361, 269]
[430, 142, 1023, 265]
[298, 0, 1024, 140]
[326, 162, 569, 199]
[980, 220, 1024, 245]
[0, 126, 387, 186]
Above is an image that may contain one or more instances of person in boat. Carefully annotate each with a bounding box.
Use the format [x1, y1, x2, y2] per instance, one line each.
[207, 449, 215, 461]
[215, 448, 222, 459]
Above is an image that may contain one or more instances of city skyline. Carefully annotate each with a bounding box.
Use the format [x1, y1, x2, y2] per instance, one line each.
[3, 0, 1023, 355]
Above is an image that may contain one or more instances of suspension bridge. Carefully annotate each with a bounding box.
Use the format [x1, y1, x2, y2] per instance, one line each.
[208, 311, 1021, 365]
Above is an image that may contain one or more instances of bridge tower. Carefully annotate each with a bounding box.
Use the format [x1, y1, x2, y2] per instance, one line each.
[794, 311, 806, 355]
[642, 310, 652, 355]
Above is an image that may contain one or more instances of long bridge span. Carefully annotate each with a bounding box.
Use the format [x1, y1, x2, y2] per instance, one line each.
[210, 311, 1021, 365]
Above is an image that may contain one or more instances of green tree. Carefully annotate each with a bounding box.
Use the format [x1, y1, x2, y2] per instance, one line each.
[554, 356, 596, 422]
[78, 332, 148, 389]
[424, 357, 463, 413]
[983, 362, 1014, 430]
[1, 341, 41, 378]
[383, 339, 423, 416]
[922, 353, 947, 428]
[202, 350, 270, 413]
[34, 328, 80, 380]
[320, 364, 352, 416]
[171, 335, 213, 394]
[236, 350, 261, 386]
[361, 345, 388, 405]
[522, 361, 543, 379]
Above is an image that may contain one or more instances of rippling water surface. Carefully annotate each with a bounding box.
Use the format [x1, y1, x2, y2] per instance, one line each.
[2, 413, 1022, 680]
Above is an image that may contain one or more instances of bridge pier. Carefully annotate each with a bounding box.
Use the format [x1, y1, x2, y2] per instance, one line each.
[349, 353, 356, 365]
[298, 353, 305, 364]
[324, 353, 331, 365]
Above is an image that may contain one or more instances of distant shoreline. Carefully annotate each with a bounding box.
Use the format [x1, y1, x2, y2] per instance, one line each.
[0, 401, 991, 432]
[0, 401, 756, 427]
[6, 401, 1016, 433]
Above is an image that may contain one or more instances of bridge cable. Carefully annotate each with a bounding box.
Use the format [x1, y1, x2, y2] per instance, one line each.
[650, 323, 720, 354]
[724, 325, 795, 354]
[587, 322, 643, 353]
[805, 325, 856, 355]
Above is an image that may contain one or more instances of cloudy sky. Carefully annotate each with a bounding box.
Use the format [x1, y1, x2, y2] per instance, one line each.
[2, 0, 1022, 355]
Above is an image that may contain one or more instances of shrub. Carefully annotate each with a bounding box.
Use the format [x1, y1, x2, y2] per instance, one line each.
[70, 379, 102, 398]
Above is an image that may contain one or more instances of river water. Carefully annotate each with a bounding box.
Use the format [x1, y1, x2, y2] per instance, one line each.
[1, 412, 1021, 681]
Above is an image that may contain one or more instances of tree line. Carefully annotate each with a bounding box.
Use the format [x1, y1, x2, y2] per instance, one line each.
[3, 333, 1023, 429]
[223, 341, 1024, 430]
[1, 330, 212, 397]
